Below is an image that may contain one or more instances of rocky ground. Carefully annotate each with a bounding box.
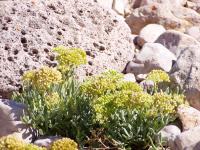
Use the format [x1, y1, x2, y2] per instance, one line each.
[1, 0, 200, 149]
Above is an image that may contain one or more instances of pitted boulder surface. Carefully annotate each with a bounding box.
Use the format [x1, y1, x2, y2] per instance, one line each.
[0, 0, 134, 98]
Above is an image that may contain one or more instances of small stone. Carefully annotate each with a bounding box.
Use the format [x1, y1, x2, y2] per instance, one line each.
[133, 36, 146, 49]
[34, 136, 62, 149]
[123, 73, 136, 82]
[139, 80, 154, 91]
[136, 74, 147, 82]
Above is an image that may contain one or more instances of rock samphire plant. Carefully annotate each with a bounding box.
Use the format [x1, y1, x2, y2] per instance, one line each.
[13, 46, 186, 149]
[13, 46, 93, 146]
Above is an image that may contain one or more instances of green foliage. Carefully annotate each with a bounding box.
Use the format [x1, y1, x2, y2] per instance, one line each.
[13, 47, 94, 145]
[106, 109, 171, 149]
[50, 138, 78, 150]
[81, 69, 185, 149]
[13, 45, 186, 149]
[0, 135, 45, 150]
[93, 91, 132, 123]
[13, 74, 94, 144]
[81, 70, 144, 124]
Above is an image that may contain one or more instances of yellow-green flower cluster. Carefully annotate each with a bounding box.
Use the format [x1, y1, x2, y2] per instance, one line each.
[117, 81, 143, 92]
[153, 92, 175, 115]
[53, 46, 87, 72]
[81, 70, 124, 97]
[130, 91, 185, 117]
[146, 70, 170, 83]
[0, 135, 24, 150]
[153, 92, 185, 115]
[94, 91, 132, 123]
[45, 92, 61, 109]
[0, 135, 45, 150]
[82, 69, 185, 123]
[50, 138, 78, 150]
[23, 66, 62, 91]
[131, 92, 153, 110]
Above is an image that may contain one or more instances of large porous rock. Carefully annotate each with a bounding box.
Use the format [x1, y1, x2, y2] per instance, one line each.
[178, 105, 200, 131]
[125, 43, 176, 76]
[172, 126, 200, 150]
[170, 45, 200, 110]
[0, 99, 34, 143]
[0, 0, 134, 98]
[125, 2, 200, 34]
[139, 24, 166, 43]
[155, 30, 200, 56]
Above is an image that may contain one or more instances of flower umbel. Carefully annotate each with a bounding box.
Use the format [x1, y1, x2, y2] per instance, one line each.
[0, 135, 45, 150]
[53, 46, 87, 72]
[146, 70, 170, 83]
[50, 138, 78, 150]
[81, 70, 124, 97]
[22, 66, 62, 91]
[93, 91, 133, 123]
[0, 135, 25, 150]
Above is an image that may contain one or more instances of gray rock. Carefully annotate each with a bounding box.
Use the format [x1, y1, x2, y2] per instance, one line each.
[158, 125, 181, 148]
[173, 126, 200, 150]
[125, 43, 176, 76]
[170, 45, 200, 110]
[185, 26, 200, 42]
[0, 0, 134, 98]
[124, 61, 146, 75]
[136, 43, 176, 72]
[155, 30, 200, 56]
[125, 3, 189, 34]
[0, 99, 34, 143]
[139, 24, 166, 43]
[178, 105, 200, 131]
[125, 2, 200, 34]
